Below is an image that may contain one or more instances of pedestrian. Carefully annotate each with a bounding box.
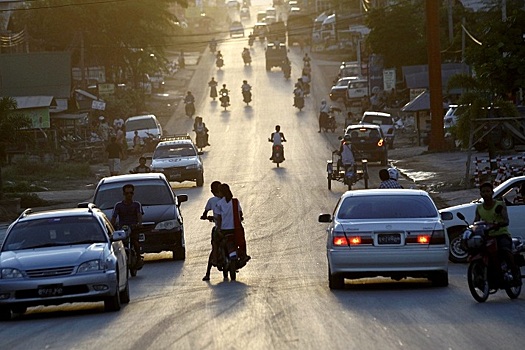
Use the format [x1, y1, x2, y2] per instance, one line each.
[133, 130, 141, 153]
[201, 181, 223, 281]
[215, 183, 250, 265]
[105, 136, 124, 176]
[115, 125, 127, 160]
[98, 116, 110, 143]
[378, 168, 403, 189]
[113, 116, 124, 131]
[132, 156, 151, 173]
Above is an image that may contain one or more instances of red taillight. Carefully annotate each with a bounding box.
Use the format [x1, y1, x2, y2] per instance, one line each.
[377, 138, 384, 147]
[350, 236, 361, 245]
[406, 230, 446, 245]
[333, 236, 349, 246]
[417, 235, 430, 244]
[333, 234, 373, 246]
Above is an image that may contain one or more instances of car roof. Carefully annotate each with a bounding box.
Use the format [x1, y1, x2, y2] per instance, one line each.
[363, 111, 392, 118]
[157, 139, 194, 147]
[98, 173, 168, 185]
[340, 189, 430, 199]
[125, 114, 157, 122]
[14, 207, 103, 223]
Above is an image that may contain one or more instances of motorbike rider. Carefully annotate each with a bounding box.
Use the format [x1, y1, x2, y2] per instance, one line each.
[110, 184, 144, 268]
[474, 182, 522, 286]
[209, 37, 217, 52]
[193, 116, 210, 147]
[241, 80, 252, 101]
[334, 134, 356, 173]
[184, 91, 195, 105]
[201, 180, 223, 281]
[208, 77, 218, 100]
[269, 125, 287, 160]
[219, 84, 230, 105]
[248, 32, 255, 45]
[282, 56, 291, 77]
[293, 84, 304, 107]
[302, 53, 311, 65]
[242, 47, 251, 64]
[132, 156, 151, 173]
[318, 99, 331, 132]
[378, 168, 403, 189]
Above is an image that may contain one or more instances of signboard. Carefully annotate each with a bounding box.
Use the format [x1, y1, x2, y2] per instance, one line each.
[92, 100, 106, 111]
[383, 68, 396, 92]
[98, 83, 115, 98]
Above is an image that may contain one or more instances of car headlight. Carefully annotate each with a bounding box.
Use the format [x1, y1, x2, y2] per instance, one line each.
[1, 268, 23, 279]
[155, 219, 179, 231]
[78, 260, 104, 273]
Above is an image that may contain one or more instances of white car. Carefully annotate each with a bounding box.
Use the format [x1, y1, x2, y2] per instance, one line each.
[360, 111, 395, 149]
[125, 114, 163, 152]
[439, 176, 525, 263]
[319, 189, 449, 289]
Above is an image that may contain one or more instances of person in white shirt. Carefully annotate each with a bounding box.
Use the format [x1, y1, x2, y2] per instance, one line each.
[269, 125, 287, 160]
[113, 117, 124, 131]
[201, 181, 223, 281]
[318, 99, 331, 132]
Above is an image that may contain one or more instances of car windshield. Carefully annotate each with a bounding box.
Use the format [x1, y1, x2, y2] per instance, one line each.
[126, 118, 157, 131]
[94, 180, 175, 210]
[336, 79, 350, 87]
[153, 144, 196, 158]
[340, 66, 360, 77]
[349, 81, 367, 89]
[337, 195, 438, 219]
[363, 115, 392, 126]
[3, 216, 107, 251]
[346, 128, 381, 141]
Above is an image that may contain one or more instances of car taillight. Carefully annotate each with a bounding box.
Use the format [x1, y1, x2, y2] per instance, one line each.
[377, 139, 384, 147]
[429, 230, 446, 244]
[333, 233, 373, 246]
[406, 230, 446, 245]
[333, 236, 349, 246]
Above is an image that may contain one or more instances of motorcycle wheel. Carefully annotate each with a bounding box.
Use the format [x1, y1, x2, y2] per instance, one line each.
[223, 268, 229, 279]
[327, 173, 332, 190]
[467, 260, 490, 302]
[505, 266, 522, 299]
[129, 253, 138, 277]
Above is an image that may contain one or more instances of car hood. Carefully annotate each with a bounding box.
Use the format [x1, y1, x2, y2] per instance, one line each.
[151, 156, 200, 168]
[101, 204, 177, 223]
[0, 244, 106, 270]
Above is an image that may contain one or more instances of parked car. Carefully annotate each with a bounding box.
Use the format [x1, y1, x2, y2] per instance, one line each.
[125, 114, 163, 152]
[338, 61, 361, 78]
[443, 104, 459, 132]
[345, 78, 368, 105]
[319, 189, 449, 289]
[360, 111, 395, 149]
[92, 173, 188, 260]
[256, 11, 267, 22]
[230, 21, 245, 37]
[0, 204, 129, 319]
[439, 175, 525, 263]
[344, 124, 388, 165]
[329, 77, 355, 101]
[150, 135, 204, 187]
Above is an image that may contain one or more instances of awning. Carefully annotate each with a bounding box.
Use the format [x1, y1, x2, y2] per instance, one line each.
[401, 91, 448, 112]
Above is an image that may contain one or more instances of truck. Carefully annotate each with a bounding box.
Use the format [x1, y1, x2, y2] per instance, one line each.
[286, 13, 313, 45]
[265, 42, 287, 71]
[267, 21, 287, 44]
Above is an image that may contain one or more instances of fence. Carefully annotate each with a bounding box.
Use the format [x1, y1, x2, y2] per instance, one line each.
[474, 155, 525, 187]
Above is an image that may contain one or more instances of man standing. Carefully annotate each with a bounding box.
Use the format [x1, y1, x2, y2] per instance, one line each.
[105, 136, 123, 176]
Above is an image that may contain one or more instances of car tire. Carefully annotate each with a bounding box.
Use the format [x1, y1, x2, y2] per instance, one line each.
[120, 278, 130, 304]
[104, 277, 122, 312]
[328, 268, 345, 290]
[500, 135, 514, 150]
[173, 247, 186, 261]
[196, 174, 204, 187]
[448, 229, 468, 263]
[11, 306, 27, 315]
[430, 271, 449, 287]
[0, 307, 12, 321]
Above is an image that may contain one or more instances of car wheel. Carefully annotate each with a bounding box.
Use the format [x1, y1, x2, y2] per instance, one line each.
[104, 276, 122, 312]
[449, 229, 468, 263]
[328, 268, 345, 290]
[120, 278, 130, 304]
[0, 307, 11, 321]
[196, 174, 204, 187]
[500, 135, 514, 150]
[430, 271, 449, 287]
[173, 246, 186, 261]
[11, 306, 27, 315]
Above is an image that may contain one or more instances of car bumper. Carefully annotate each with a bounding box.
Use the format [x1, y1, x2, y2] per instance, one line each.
[328, 247, 449, 277]
[0, 270, 119, 307]
[139, 226, 184, 254]
[155, 168, 202, 183]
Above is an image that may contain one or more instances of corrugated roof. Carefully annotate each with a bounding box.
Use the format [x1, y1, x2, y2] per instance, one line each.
[12, 96, 54, 109]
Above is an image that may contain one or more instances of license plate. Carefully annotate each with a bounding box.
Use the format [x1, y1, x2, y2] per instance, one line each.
[378, 233, 401, 245]
[169, 173, 181, 180]
[138, 234, 145, 242]
[38, 284, 63, 297]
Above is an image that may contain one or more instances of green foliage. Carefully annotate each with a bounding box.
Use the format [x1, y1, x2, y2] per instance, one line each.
[5, 192, 50, 208]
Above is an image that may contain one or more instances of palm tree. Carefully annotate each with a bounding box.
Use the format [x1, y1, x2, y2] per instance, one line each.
[0, 97, 31, 199]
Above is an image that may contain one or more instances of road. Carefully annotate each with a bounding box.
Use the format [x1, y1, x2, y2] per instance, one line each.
[2, 3, 525, 349]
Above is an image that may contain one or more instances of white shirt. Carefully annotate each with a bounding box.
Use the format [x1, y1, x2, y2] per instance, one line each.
[341, 143, 355, 165]
[113, 118, 124, 130]
[272, 132, 283, 145]
[216, 198, 242, 230]
[204, 196, 221, 226]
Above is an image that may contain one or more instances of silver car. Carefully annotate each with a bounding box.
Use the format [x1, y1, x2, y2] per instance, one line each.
[0, 204, 129, 320]
[319, 189, 449, 289]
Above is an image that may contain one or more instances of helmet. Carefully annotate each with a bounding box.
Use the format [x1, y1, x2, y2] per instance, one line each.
[343, 134, 352, 142]
[321, 99, 326, 105]
[388, 167, 399, 180]
[243, 80, 247, 84]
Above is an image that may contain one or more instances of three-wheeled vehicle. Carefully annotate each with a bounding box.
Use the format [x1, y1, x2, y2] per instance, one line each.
[327, 151, 369, 190]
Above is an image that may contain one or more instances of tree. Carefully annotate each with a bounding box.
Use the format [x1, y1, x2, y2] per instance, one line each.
[0, 97, 31, 199]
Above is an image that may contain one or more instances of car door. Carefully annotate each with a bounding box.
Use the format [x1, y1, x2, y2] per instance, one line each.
[104, 218, 127, 281]
[499, 180, 525, 236]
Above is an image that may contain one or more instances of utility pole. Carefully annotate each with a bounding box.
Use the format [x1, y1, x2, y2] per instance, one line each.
[426, 0, 445, 151]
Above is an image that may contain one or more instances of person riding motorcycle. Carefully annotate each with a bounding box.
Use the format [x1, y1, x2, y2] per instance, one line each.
[241, 80, 252, 102]
[184, 91, 195, 105]
[248, 32, 255, 46]
[269, 125, 287, 161]
[242, 48, 251, 64]
[334, 134, 356, 174]
[193, 116, 210, 148]
[318, 99, 331, 132]
[219, 84, 230, 106]
[209, 38, 217, 52]
[216, 51, 224, 67]
[293, 85, 304, 108]
[208, 77, 218, 100]
[474, 182, 522, 286]
[184, 91, 195, 117]
[282, 57, 291, 78]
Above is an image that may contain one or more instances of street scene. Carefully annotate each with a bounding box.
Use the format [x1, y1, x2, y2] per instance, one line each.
[1, 0, 525, 349]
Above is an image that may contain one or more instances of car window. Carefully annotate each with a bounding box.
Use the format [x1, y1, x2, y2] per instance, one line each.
[126, 118, 157, 131]
[337, 195, 438, 219]
[3, 216, 107, 251]
[363, 115, 393, 125]
[346, 128, 379, 140]
[94, 180, 174, 210]
[349, 82, 367, 89]
[154, 144, 196, 158]
[340, 66, 360, 77]
[336, 79, 350, 87]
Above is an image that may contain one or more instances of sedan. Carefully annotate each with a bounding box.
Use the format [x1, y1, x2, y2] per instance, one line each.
[0, 205, 129, 320]
[319, 189, 449, 289]
[329, 77, 355, 101]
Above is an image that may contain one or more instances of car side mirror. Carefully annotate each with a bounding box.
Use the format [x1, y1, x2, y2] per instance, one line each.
[177, 194, 188, 203]
[440, 212, 453, 221]
[318, 213, 332, 223]
[112, 230, 127, 241]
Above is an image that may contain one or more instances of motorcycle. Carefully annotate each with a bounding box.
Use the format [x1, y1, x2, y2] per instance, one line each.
[242, 90, 252, 105]
[294, 95, 304, 111]
[282, 64, 291, 80]
[248, 36, 254, 47]
[220, 92, 230, 111]
[320, 106, 341, 133]
[457, 212, 525, 302]
[209, 41, 217, 53]
[185, 101, 195, 118]
[268, 138, 286, 167]
[242, 51, 251, 65]
[201, 215, 243, 280]
[216, 57, 224, 69]
[121, 225, 143, 277]
[302, 81, 310, 96]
